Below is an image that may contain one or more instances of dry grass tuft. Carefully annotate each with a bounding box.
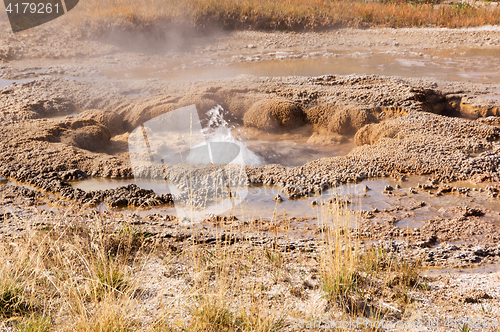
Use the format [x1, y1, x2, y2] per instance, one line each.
[16, 315, 52, 332]
[0, 191, 429, 331]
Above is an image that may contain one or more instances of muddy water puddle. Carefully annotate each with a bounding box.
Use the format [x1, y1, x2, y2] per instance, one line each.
[71, 178, 137, 191]
[395, 217, 426, 229]
[425, 264, 500, 276]
[102, 48, 500, 83]
[247, 140, 355, 167]
[238, 130, 356, 167]
[1, 66, 97, 84]
[70, 175, 500, 229]
[0, 77, 35, 88]
[45, 112, 80, 120]
[5, 171, 500, 242]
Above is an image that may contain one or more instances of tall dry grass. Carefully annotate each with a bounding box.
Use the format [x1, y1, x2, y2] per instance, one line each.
[0, 187, 426, 331]
[317, 196, 360, 308]
[69, 0, 500, 32]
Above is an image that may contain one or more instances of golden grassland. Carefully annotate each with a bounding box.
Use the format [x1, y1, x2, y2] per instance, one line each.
[0, 199, 436, 332]
[70, 0, 500, 32]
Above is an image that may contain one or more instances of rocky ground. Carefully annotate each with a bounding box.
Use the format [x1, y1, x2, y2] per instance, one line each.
[1, 18, 500, 330]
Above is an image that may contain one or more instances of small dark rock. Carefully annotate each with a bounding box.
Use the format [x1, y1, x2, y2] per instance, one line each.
[273, 194, 284, 203]
[0, 212, 12, 221]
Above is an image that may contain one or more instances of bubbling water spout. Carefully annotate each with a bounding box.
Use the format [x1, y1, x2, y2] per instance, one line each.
[203, 105, 264, 167]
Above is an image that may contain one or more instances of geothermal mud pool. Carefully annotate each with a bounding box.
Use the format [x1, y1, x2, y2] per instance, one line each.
[2, 23, 500, 328]
[2, 20, 500, 330]
[2, 67, 500, 223]
[0, 25, 499, 267]
[103, 47, 500, 84]
[65, 173, 500, 241]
